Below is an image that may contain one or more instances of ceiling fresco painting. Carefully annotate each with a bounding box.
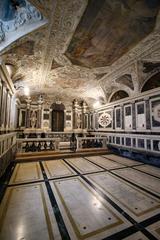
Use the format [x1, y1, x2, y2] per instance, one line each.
[66, 0, 160, 68]
[0, 0, 47, 51]
[6, 40, 35, 56]
[0, 0, 160, 106]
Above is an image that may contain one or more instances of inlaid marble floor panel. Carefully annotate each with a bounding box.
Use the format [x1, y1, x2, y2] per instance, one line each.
[1, 155, 160, 240]
[86, 172, 160, 222]
[85, 156, 126, 170]
[147, 220, 160, 239]
[112, 168, 160, 197]
[42, 159, 76, 179]
[9, 162, 43, 184]
[123, 232, 149, 240]
[103, 154, 143, 166]
[50, 177, 131, 240]
[0, 183, 61, 240]
[64, 157, 103, 174]
[134, 164, 160, 178]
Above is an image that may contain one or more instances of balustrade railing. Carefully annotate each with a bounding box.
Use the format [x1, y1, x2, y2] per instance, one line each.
[76, 137, 107, 150]
[16, 138, 61, 153]
[90, 132, 160, 155]
[0, 133, 17, 157]
[0, 133, 17, 177]
[17, 131, 73, 142]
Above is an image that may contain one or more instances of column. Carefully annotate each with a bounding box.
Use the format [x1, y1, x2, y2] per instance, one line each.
[16, 106, 20, 129]
[121, 104, 125, 130]
[4, 89, 9, 130]
[10, 96, 16, 131]
[94, 111, 99, 130]
[6, 91, 11, 130]
[73, 99, 79, 130]
[1, 84, 7, 131]
[132, 101, 136, 130]
[82, 101, 87, 130]
[113, 106, 116, 130]
[145, 97, 151, 130]
[64, 109, 66, 130]
[7, 93, 12, 130]
[37, 96, 43, 129]
[26, 97, 32, 128]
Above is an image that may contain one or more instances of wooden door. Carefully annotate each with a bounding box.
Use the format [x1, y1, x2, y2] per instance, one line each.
[52, 110, 64, 131]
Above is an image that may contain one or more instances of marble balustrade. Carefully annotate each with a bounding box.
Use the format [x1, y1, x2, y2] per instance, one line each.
[16, 137, 61, 153]
[0, 61, 17, 134]
[17, 131, 74, 142]
[0, 132, 16, 177]
[76, 136, 107, 150]
[90, 132, 160, 156]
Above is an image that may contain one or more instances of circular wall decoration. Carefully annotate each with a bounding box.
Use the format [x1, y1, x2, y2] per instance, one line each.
[153, 104, 160, 122]
[98, 112, 112, 127]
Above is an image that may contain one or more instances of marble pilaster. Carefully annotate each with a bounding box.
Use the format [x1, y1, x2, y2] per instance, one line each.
[37, 96, 43, 129]
[73, 99, 79, 129]
[82, 101, 87, 129]
[4, 89, 9, 130]
[26, 97, 32, 128]
[121, 104, 124, 129]
[1, 84, 7, 130]
[145, 98, 151, 130]
[132, 101, 136, 130]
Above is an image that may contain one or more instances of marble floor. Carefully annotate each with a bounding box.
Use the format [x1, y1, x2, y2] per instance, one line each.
[0, 154, 160, 240]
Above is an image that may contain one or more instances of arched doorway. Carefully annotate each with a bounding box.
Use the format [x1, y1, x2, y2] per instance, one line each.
[51, 103, 65, 132]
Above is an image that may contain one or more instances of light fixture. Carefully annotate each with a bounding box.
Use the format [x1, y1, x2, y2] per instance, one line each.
[93, 100, 100, 108]
[24, 87, 30, 96]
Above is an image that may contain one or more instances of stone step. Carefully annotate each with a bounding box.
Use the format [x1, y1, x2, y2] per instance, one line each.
[15, 149, 110, 162]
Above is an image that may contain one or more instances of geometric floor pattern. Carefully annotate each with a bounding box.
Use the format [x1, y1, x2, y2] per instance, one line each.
[0, 154, 160, 240]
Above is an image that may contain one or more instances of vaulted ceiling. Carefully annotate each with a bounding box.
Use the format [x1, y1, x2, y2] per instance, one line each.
[0, 0, 160, 106]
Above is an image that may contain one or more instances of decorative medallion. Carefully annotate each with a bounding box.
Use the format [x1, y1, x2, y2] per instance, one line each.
[98, 112, 112, 127]
[153, 104, 160, 122]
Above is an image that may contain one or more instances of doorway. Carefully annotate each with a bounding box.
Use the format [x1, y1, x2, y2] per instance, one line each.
[51, 103, 65, 132]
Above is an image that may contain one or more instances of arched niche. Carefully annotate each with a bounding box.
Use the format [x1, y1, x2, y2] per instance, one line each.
[109, 90, 129, 103]
[141, 72, 160, 92]
[51, 103, 65, 132]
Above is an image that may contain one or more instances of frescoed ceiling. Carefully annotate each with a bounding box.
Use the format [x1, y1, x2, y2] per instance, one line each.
[66, 0, 160, 68]
[0, 0, 160, 106]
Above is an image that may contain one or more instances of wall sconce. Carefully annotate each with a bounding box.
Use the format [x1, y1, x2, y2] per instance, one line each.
[24, 86, 30, 96]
